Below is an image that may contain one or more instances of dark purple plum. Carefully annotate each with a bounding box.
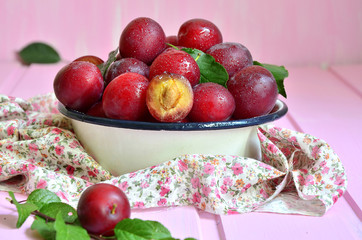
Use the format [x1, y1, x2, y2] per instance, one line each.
[188, 82, 235, 122]
[105, 58, 149, 85]
[227, 65, 278, 119]
[166, 35, 178, 46]
[53, 61, 104, 112]
[119, 17, 166, 65]
[149, 48, 200, 86]
[77, 183, 130, 236]
[103, 72, 149, 121]
[177, 18, 222, 52]
[206, 42, 253, 78]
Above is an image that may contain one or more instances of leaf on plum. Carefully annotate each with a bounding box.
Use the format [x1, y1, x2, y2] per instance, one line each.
[98, 47, 119, 78]
[182, 48, 229, 87]
[253, 61, 288, 98]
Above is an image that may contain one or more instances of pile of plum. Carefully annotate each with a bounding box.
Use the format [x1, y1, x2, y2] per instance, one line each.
[54, 17, 282, 123]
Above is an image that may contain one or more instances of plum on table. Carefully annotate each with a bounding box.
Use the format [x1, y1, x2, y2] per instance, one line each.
[77, 183, 131, 236]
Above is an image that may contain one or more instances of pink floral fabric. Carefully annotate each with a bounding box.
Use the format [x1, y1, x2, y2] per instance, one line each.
[0, 93, 347, 216]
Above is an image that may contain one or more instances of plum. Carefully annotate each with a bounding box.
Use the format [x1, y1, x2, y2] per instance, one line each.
[227, 65, 278, 119]
[149, 48, 200, 86]
[53, 61, 104, 112]
[102, 72, 149, 121]
[77, 183, 130, 236]
[73, 55, 104, 66]
[206, 42, 253, 78]
[105, 58, 149, 85]
[177, 18, 222, 52]
[166, 35, 178, 46]
[146, 73, 193, 122]
[86, 101, 106, 118]
[119, 17, 166, 65]
[189, 82, 235, 122]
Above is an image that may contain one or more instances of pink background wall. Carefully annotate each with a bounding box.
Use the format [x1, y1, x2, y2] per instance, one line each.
[1, 0, 361, 66]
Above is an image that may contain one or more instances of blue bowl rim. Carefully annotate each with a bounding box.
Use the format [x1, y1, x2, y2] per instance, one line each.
[58, 99, 288, 131]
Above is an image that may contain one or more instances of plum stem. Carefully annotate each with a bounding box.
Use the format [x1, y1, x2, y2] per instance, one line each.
[111, 203, 117, 215]
[195, 52, 202, 62]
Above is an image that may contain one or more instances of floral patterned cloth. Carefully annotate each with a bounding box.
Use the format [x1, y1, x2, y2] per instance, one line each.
[0, 93, 347, 216]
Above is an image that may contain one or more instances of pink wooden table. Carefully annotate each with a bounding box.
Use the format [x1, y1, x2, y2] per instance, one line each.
[0, 61, 361, 239]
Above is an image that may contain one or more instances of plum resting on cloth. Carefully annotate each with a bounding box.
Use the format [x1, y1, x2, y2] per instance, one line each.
[0, 93, 347, 216]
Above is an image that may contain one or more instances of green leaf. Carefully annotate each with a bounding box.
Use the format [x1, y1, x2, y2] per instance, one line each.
[182, 48, 229, 87]
[54, 212, 90, 240]
[8, 191, 38, 228]
[27, 189, 61, 209]
[18, 42, 61, 64]
[114, 218, 172, 240]
[98, 47, 119, 78]
[39, 202, 78, 223]
[253, 61, 289, 98]
[31, 216, 56, 240]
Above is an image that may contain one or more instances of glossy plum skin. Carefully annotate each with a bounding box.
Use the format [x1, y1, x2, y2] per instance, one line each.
[227, 65, 278, 119]
[102, 72, 149, 121]
[53, 61, 104, 112]
[189, 82, 235, 122]
[149, 49, 200, 86]
[177, 18, 223, 52]
[86, 101, 106, 118]
[77, 183, 131, 236]
[206, 42, 253, 78]
[105, 58, 149, 85]
[166, 35, 178, 46]
[119, 17, 166, 65]
[146, 73, 193, 122]
[73, 55, 104, 66]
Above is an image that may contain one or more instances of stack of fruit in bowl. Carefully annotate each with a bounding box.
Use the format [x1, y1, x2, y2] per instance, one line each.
[54, 17, 288, 123]
[54, 17, 288, 176]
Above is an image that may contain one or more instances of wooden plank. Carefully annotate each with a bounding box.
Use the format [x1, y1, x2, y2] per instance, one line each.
[7, 62, 67, 99]
[197, 211, 225, 240]
[132, 206, 203, 240]
[280, 66, 362, 211]
[220, 197, 362, 240]
[329, 64, 362, 98]
[0, 61, 28, 95]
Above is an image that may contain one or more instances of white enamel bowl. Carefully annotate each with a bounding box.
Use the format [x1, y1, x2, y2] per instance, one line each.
[58, 100, 287, 176]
